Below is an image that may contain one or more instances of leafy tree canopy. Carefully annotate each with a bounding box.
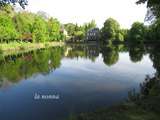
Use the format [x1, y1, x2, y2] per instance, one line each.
[32, 16, 48, 42]
[128, 22, 146, 43]
[0, 0, 28, 9]
[101, 18, 120, 40]
[0, 12, 17, 41]
[136, 0, 160, 20]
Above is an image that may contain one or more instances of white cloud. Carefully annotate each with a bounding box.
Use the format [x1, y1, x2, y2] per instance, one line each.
[26, 0, 147, 28]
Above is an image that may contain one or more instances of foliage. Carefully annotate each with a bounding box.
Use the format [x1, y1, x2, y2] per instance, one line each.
[74, 31, 85, 40]
[149, 45, 160, 77]
[0, 5, 65, 43]
[32, 16, 48, 43]
[129, 44, 145, 62]
[101, 18, 125, 43]
[64, 20, 96, 40]
[48, 18, 61, 41]
[120, 29, 129, 41]
[13, 12, 35, 35]
[0, 12, 18, 42]
[135, 0, 160, 43]
[0, 47, 63, 82]
[83, 20, 96, 33]
[149, 19, 160, 41]
[0, 0, 28, 9]
[101, 44, 119, 66]
[128, 22, 146, 43]
[101, 18, 120, 40]
[115, 31, 124, 42]
[136, 0, 160, 20]
[64, 23, 77, 36]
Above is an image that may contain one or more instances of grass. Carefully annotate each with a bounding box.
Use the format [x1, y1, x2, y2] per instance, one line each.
[69, 102, 160, 120]
[0, 41, 65, 56]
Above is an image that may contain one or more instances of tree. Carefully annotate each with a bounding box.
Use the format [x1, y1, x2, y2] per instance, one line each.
[129, 44, 145, 62]
[101, 18, 120, 41]
[128, 22, 146, 43]
[149, 45, 160, 76]
[136, 0, 160, 20]
[48, 18, 61, 41]
[150, 19, 160, 41]
[120, 29, 129, 41]
[0, 12, 18, 42]
[64, 23, 76, 36]
[74, 31, 85, 40]
[101, 44, 119, 66]
[13, 12, 35, 35]
[84, 20, 96, 32]
[32, 16, 48, 43]
[0, 0, 28, 9]
[0, 4, 14, 15]
[115, 31, 124, 42]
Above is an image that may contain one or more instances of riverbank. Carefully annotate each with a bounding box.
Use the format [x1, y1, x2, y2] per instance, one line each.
[0, 42, 65, 56]
[69, 102, 160, 120]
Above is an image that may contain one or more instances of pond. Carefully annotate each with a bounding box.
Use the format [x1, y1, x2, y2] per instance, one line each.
[0, 43, 158, 120]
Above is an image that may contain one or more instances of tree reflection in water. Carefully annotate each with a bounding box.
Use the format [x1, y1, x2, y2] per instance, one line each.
[0, 42, 160, 119]
[0, 47, 64, 86]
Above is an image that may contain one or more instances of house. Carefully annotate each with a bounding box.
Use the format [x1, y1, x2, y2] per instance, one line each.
[60, 25, 68, 37]
[21, 33, 33, 42]
[85, 28, 100, 42]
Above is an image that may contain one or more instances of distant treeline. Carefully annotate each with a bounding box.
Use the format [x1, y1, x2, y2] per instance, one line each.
[0, 0, 160, 45]
[100, 0, 160, 44]
[0, 5, 65, 43]
[64, 20, 97, 40]
[0, 4, 97, 43]
[100, 18, 160, 44]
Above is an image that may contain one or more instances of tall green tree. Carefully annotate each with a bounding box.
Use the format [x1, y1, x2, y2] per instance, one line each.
[128, 22, 146, 43]
[13, 12, 35, 35]
[101, 18, 120, 41]
[0, 12, 17, 42]
[48, 18, 61, 41]
[32, 16, 48, 43]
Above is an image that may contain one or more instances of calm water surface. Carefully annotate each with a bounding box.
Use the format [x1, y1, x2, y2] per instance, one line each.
[0, 44, 156, 120]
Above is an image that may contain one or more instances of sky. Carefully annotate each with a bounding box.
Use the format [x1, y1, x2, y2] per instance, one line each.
[26, 0, 147, 28]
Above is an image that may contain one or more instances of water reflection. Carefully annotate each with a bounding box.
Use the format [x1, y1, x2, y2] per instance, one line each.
[101, 44, 119, 66]
[0, 47, 64, 86]
[0, 43, 158, 92]
[128, 44, 145, 63]
[65, 44, 100, 62]
[0, 43, 159, 120]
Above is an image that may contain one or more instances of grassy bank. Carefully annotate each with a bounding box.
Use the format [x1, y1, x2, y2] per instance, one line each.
[69, 102, 160, 120]
[0, 42, 65, 56]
